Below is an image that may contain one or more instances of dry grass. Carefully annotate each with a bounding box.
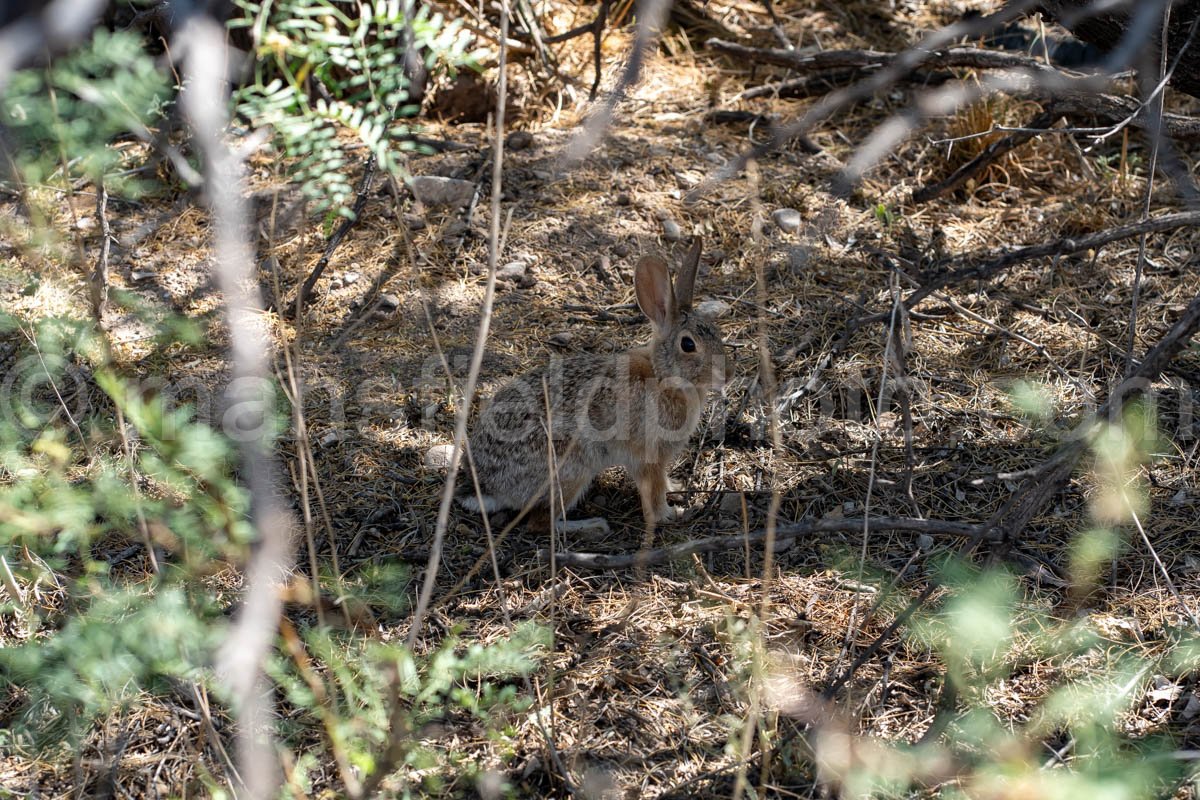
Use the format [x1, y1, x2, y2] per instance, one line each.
[6, 0, 1200, 796]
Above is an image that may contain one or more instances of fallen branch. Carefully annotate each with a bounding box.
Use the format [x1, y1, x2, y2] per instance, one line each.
[541, 516, 994, 570]
[708, 39, 1071, 77]
[905, 210, 1200, 310]
[911, 106, 1062, 203]
[287, 155, 377, 317]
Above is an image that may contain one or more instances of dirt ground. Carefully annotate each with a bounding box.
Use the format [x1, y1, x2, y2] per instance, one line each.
[7, 0, 1200, 797]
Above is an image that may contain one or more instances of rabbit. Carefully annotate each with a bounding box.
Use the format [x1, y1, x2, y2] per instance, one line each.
[458, 236, 727, 534]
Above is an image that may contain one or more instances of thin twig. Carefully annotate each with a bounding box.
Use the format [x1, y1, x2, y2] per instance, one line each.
[912, 106, 1061, 203]
[289, 156, 377, 316]
[406, 1, 510, 651]
[541, 517, 991, 569]
[180, 15, 296, 799]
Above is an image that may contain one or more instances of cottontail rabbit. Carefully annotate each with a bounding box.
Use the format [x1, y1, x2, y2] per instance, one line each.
[458, 236, 727, 533]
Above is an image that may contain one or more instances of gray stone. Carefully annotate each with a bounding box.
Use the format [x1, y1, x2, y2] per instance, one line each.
[771, 207, 802, 233]
[342, 270, 361, 285]
[661, 218, 683, 241]
[411, 175, 476, 208]
[378, 293, 401, 310]
[424, 444, 457, 470]
[505, 130, 534, 151]
[496, 261, 527, 281]
[548, 331, 573, 347]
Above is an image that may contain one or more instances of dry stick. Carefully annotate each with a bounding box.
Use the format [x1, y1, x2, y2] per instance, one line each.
[589, 0, 611, 101]
[180, 16, 297, 800]
[1129, 504, 1200, 630]
[707, 40, 1073, 76]
[1127, 7, 1172, 376]
[406, 2, 509, 652]
[89, 179, 109, 318]
[833, 273, 903, 698]
[565, 0, 671, 163]
[289, 156, 377, 316]
[821, 288, 1200, 704]
[902, 210, 1200, 313]
[543, 517, 989, 569]
[911, 107, 1062, 203]
[691, 1, 1041, 197]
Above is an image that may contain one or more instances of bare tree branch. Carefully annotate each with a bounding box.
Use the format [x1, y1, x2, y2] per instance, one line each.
[179, 14, 296, 799]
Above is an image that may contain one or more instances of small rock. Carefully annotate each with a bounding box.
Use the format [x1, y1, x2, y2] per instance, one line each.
[496, 261, 527, 281]
[342, 271, 361, 285]
[548, 332, 573, 347]
[613, 242, 631, 258]
[720, 492, 744, 515]
[694, 299, 731, 318]
[505, 130, 534, 151]
[771, 207, 802, 233]
[130, 270, 156, 283]
[517, 273, 538, 289]
[616, 193, 631, 206]
[329, 277, 344, 290]
[424, 444, 457, 470]
[76, 216, 96, 231]
[319, 430, 345, 447]
[411, 175, 476, 208]
[404, 213, 427, 231]
[917, 533, 934, 552]
[661, 218, 683, 241]
[378, 293, 401, 310]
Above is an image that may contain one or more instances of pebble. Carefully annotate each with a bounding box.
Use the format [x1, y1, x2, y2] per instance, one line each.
[404, 213, 427, 231]
[424, 444, 457, 470]
[616, 193, 631, 206]
[378, 293, 400, 310]
[342, 270, 361, 285]
[661, 218, 683, 241]
[497, 261, 527, 281]
[411, 175, 475, 208]
[771, 207, 802, 233]
[548, 331, 573, 347]
[505, 130, 534, 151]
[613, 242, 631, 258]
[130, 270, 156, 283]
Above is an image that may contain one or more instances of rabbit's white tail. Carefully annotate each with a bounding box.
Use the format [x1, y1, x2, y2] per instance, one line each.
[456, 494, 500, 513]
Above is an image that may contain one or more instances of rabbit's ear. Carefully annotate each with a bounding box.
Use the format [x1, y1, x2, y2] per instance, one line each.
[674, 235, 702, 312]
[635, 254, 676, 329]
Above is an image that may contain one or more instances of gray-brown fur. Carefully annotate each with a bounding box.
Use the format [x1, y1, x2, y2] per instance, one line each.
[459, 237, 727, 532]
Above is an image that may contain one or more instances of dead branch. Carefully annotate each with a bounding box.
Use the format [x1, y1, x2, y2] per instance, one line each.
[287, 156, 377, 317]
[911, 106, 1062, 203]
[566, 0, 672, 162]
[542, 517, 993, 570]
[905, 210, 1200, 310]
[690, 2, 1043, 198]
[180, 14, 297, 799]
[708, 39, 1072, 77]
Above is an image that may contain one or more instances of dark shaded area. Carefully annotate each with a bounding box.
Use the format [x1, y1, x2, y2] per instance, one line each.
[1040, 0, 1200, 99]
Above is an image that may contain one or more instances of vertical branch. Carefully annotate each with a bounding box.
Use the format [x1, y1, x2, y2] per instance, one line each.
[1126, 3, 1172, 375]
[89, 179, 109, 320]
[406, 0, 510, 651]
[178, 14, 296, 799]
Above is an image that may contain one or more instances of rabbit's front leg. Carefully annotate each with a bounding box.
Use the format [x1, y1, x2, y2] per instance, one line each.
[636, 462, 675, 530]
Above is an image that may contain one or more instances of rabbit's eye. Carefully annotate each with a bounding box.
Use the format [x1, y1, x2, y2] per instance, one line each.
[680, 335, 696, 353]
